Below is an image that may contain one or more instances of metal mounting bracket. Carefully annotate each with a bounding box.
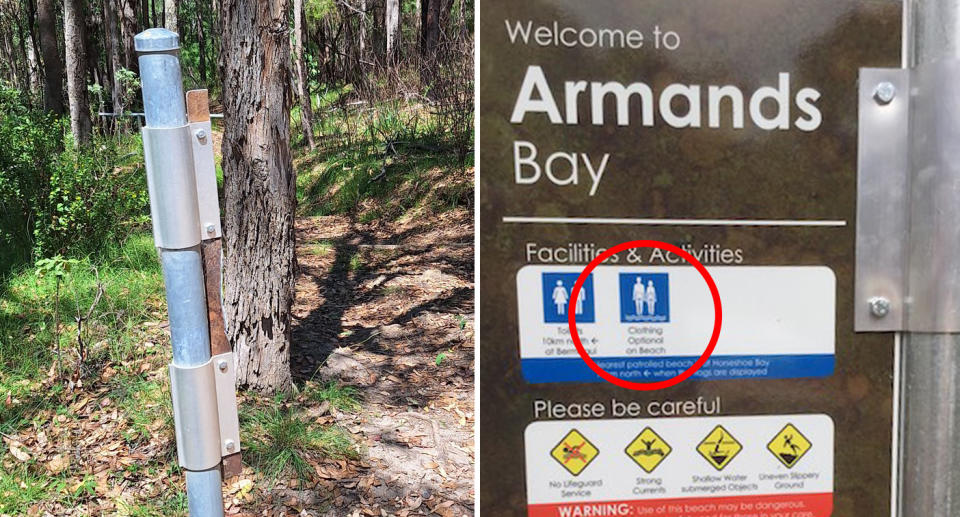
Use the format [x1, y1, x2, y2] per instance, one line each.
[189, 120, 222, 240]
[856, 62, 960, 332]
[142, 125, 202, 250]
[169, 354, 241, 471]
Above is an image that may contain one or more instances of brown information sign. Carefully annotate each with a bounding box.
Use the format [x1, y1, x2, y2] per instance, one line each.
[479, 1, 901, 515]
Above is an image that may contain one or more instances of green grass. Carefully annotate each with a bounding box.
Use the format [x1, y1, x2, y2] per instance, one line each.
[0, 233, 164, 432]
[118, 492, 187, 517]
[241, 401, 358, 482]
[305, 240, 334, 256]
[113, 375, 173, 446]
[305, 381, 361, 411]
[0, 233, 169, 514]
[294, 97, 472, 220]
[0, 465, 51, 513]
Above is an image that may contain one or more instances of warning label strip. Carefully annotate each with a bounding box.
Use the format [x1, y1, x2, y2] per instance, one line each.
[524, 415, 834, 517]
[528, 493, 832, 517]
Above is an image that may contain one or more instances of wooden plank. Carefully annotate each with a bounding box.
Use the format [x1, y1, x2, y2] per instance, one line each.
[201, 238, 230, 355]
[191, 91, 240, 479]
[186, 89, 210, 123]
[201, 238, 243, 479]
[221, 452, 243, 480]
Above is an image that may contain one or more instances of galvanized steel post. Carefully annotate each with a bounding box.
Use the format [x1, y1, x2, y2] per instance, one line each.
[135, 28, 225, 516]
[897, 1, 960, 515]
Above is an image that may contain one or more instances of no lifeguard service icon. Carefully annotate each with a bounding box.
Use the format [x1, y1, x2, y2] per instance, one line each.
[550, 429, 599, 476]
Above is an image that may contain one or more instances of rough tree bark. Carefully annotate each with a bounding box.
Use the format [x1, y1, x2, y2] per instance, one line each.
[164, 0, 177, 32]
[358, 0, 366, 56]
[104, 0, 123, 113]
[220, 0, 295, 393]
[119, 0, 139, 74]
[37, 0, 65, 114]
[421, 0, 440, 57]
[385, 0, 399, 65]
[195, 6, 206, 82]
[293, 0, 315, 149]
[26, 37, 41, 93]
[64, 0, 92, 146]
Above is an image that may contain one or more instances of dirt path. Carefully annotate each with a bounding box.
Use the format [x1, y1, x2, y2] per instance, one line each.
[289, 210, 475, 516]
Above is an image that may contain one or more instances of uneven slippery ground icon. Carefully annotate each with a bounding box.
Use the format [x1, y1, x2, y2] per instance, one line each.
[767, 423, 812, 468]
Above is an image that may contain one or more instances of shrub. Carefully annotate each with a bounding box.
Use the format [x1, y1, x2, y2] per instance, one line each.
[0, 85, 150, 268]
[37, 137, 150, 258]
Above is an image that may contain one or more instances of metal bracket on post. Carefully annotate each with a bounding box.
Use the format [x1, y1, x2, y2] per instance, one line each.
[169, 355, 241, 470]
[142, 125, 202, 250]
[856, 62, 960, 332]
[212, 352, 241, 458]
[190, 118, 222, 240]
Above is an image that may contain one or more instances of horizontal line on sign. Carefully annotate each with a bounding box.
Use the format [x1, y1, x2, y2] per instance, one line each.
[502, 216, 847, 227]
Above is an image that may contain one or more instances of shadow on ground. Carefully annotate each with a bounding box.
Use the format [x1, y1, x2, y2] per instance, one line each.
[289, 209, 474, 516]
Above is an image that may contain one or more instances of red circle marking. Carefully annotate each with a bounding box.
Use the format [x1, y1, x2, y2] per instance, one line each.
[567, 240, 722, 391]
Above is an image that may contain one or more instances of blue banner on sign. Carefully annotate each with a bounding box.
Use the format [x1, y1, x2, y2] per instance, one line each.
[520, 354, 834, 383]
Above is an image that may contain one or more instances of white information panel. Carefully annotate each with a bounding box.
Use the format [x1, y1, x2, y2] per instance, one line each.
[517, 265, 835, 383]
[525, 414, 834, 517]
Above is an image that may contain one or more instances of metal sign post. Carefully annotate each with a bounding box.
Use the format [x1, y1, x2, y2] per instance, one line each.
[855, 1, 960, 515]
[135, 28, 240, 516]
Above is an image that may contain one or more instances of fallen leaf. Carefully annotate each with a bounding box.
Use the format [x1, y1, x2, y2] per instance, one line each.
[9, 443, 30, 462]
[46, 454, 69, 473]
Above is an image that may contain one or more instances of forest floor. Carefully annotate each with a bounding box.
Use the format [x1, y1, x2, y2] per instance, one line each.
[286, 208, 475, 516]
[0, 132, 474, 515]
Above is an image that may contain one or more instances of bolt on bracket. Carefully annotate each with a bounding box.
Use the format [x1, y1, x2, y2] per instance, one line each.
[169, 353, 241, 471]
[856, 62, 960, 332]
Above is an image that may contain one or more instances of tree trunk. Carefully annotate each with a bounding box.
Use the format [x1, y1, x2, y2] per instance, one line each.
[195, 6, 206, 83]
[15, 14, 34, 95]
[358, 0, 366, 57]
[119, 0, 139, 74]
[84, 0, 105, 113]
[65, 0, 92, 146]
[422, 0, 440, 57]
[104, 0, 123, 113]
[164, 0, 177, 32]
[419, 0, 441, 87]
[385, 0, 399, 65]
[293, 0, 315, 149]
[37, 0, 65, 114]
[26, 36, 41, 94]
[220, 0, 295, 393]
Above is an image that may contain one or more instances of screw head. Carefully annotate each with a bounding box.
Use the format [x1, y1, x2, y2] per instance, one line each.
[206, 223, 216, 234]
[195, 128, 207, 141]
[217, 360, 228, 372]
[225, 439, 236, 452]
[874, 82, 896, 104]
[869, 296, 891, 318]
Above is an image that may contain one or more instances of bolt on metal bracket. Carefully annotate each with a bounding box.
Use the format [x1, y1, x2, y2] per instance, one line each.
[169, 353, 241, 471]
[856, 62, 960, 332]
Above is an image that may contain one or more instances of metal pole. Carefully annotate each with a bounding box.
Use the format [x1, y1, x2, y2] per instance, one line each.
[135, 28, 225, 517]
[898, 1, 960, 515]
